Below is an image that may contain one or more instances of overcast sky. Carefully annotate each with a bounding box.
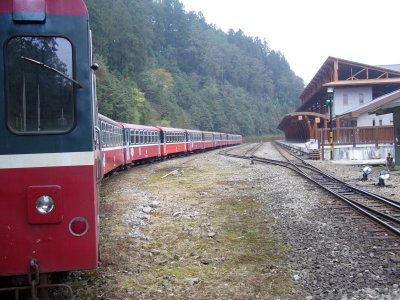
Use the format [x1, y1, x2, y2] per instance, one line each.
[180, 0, 400, 84]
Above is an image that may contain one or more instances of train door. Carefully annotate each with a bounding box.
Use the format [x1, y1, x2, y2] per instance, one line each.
[124, 128, 130, 162]
[157, 131, 161, 156]
[139, 130, 143, 156]
[164, 131, 167, 155]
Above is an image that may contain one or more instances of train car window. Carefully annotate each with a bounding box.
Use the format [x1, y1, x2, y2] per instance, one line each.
[108, 124, 111, 147]
[101, 122, 105, 144]
[6, 37, 74, 133]
[111, 125, 114, 146]
[112, 126, 115, 146]
[130, 129, 134, 144]
[105, 124, 109, 147]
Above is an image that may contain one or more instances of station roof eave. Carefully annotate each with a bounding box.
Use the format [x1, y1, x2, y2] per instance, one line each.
[322, 78, 400, 87]
[339, 89, 400, 120]
[277, 112, 328, 130]
[298, 57, 400, 112]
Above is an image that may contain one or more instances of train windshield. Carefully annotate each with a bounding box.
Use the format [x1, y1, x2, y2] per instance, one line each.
[6, 37, 74, 133]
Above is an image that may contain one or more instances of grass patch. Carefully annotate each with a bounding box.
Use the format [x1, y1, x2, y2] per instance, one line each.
[131, 163, 302, 299]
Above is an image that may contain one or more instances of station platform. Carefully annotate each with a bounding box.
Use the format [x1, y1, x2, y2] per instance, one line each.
[279, 140, 390, 166]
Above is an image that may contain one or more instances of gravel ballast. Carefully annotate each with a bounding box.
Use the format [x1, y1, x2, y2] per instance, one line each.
[66, 142, 400, 299]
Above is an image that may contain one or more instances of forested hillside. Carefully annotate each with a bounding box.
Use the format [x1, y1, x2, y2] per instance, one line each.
[83, 0, 304, 135]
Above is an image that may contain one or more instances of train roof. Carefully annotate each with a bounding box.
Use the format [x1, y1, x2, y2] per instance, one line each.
[157, 126, 185, 132]
[98, 114, 123, 127]
[0, 0, 88, 17]
[185, 129, 203, 133]
[119, 123, 160, 131]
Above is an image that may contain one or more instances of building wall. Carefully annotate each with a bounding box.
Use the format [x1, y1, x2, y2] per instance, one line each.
[333, 86, 393, 127]
[333, 86, 372, 116]
[357, 112, 393, 126]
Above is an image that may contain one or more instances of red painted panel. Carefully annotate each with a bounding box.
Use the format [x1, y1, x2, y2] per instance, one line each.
[0, 0, 88, 16]
[127, 145, 160, 163]
[0, 165, 98, 276]
[204, 141, 214, 149]
[13, 0, 45, 12]
[161, 143, 187, 157]
[102, 147, 124, 175]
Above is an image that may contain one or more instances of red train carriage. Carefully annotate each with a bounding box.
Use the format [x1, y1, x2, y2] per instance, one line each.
[203, 131, 214, 150]
[99, 114, 124, 175]
[0, 0, 100, 295]
[213, 132, 221, 148]
[121, 123, 161, 165]
[186, 129, 204, 152]
[158, 127, 187, 157]
[219, 133, 228, 147]
[212, 132, 222, 148]
[230, 134, 243, 145]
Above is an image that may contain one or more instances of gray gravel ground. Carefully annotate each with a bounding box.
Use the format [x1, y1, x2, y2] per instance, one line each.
[250, 142, 400, 300]
[81, 142, 400, 299]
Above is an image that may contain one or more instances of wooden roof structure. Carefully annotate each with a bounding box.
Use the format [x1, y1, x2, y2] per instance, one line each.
[298, 56, 400, 113]
[278, 57, 400, 141]
[277, 112, 328, 142]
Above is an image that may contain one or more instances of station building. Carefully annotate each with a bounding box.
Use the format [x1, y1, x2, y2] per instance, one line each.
[278, 57, 400, 164]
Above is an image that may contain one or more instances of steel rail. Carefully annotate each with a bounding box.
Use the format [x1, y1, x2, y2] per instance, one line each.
[272, 143, 400, 236]
[221, 143, 400, 237]
[274, 142, 400, 209]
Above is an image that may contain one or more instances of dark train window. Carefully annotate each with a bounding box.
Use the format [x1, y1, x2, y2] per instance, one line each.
[6, 37, 74, 133]
[130, 130, 134, 144]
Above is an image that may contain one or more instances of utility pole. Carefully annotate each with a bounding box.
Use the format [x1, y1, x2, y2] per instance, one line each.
[326, 87, 334, 160]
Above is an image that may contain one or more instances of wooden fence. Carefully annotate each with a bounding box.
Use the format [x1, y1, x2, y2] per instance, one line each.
[318, 126, 394, 147]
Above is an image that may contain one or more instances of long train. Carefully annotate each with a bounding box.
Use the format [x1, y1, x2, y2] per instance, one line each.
[100, 114, 241, 175]
[0, 0, 241, 297]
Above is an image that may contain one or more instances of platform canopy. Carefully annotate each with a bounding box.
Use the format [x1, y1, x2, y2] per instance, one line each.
[278, 112, 328, 142]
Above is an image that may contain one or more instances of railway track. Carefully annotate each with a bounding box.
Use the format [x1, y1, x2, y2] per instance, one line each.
[221, 142, 400, 238]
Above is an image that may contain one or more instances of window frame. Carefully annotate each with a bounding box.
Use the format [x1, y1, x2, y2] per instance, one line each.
[5, 34, 77, 135]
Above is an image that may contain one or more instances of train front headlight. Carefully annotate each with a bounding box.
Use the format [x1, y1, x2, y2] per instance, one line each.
[35, 195, 55, 214]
